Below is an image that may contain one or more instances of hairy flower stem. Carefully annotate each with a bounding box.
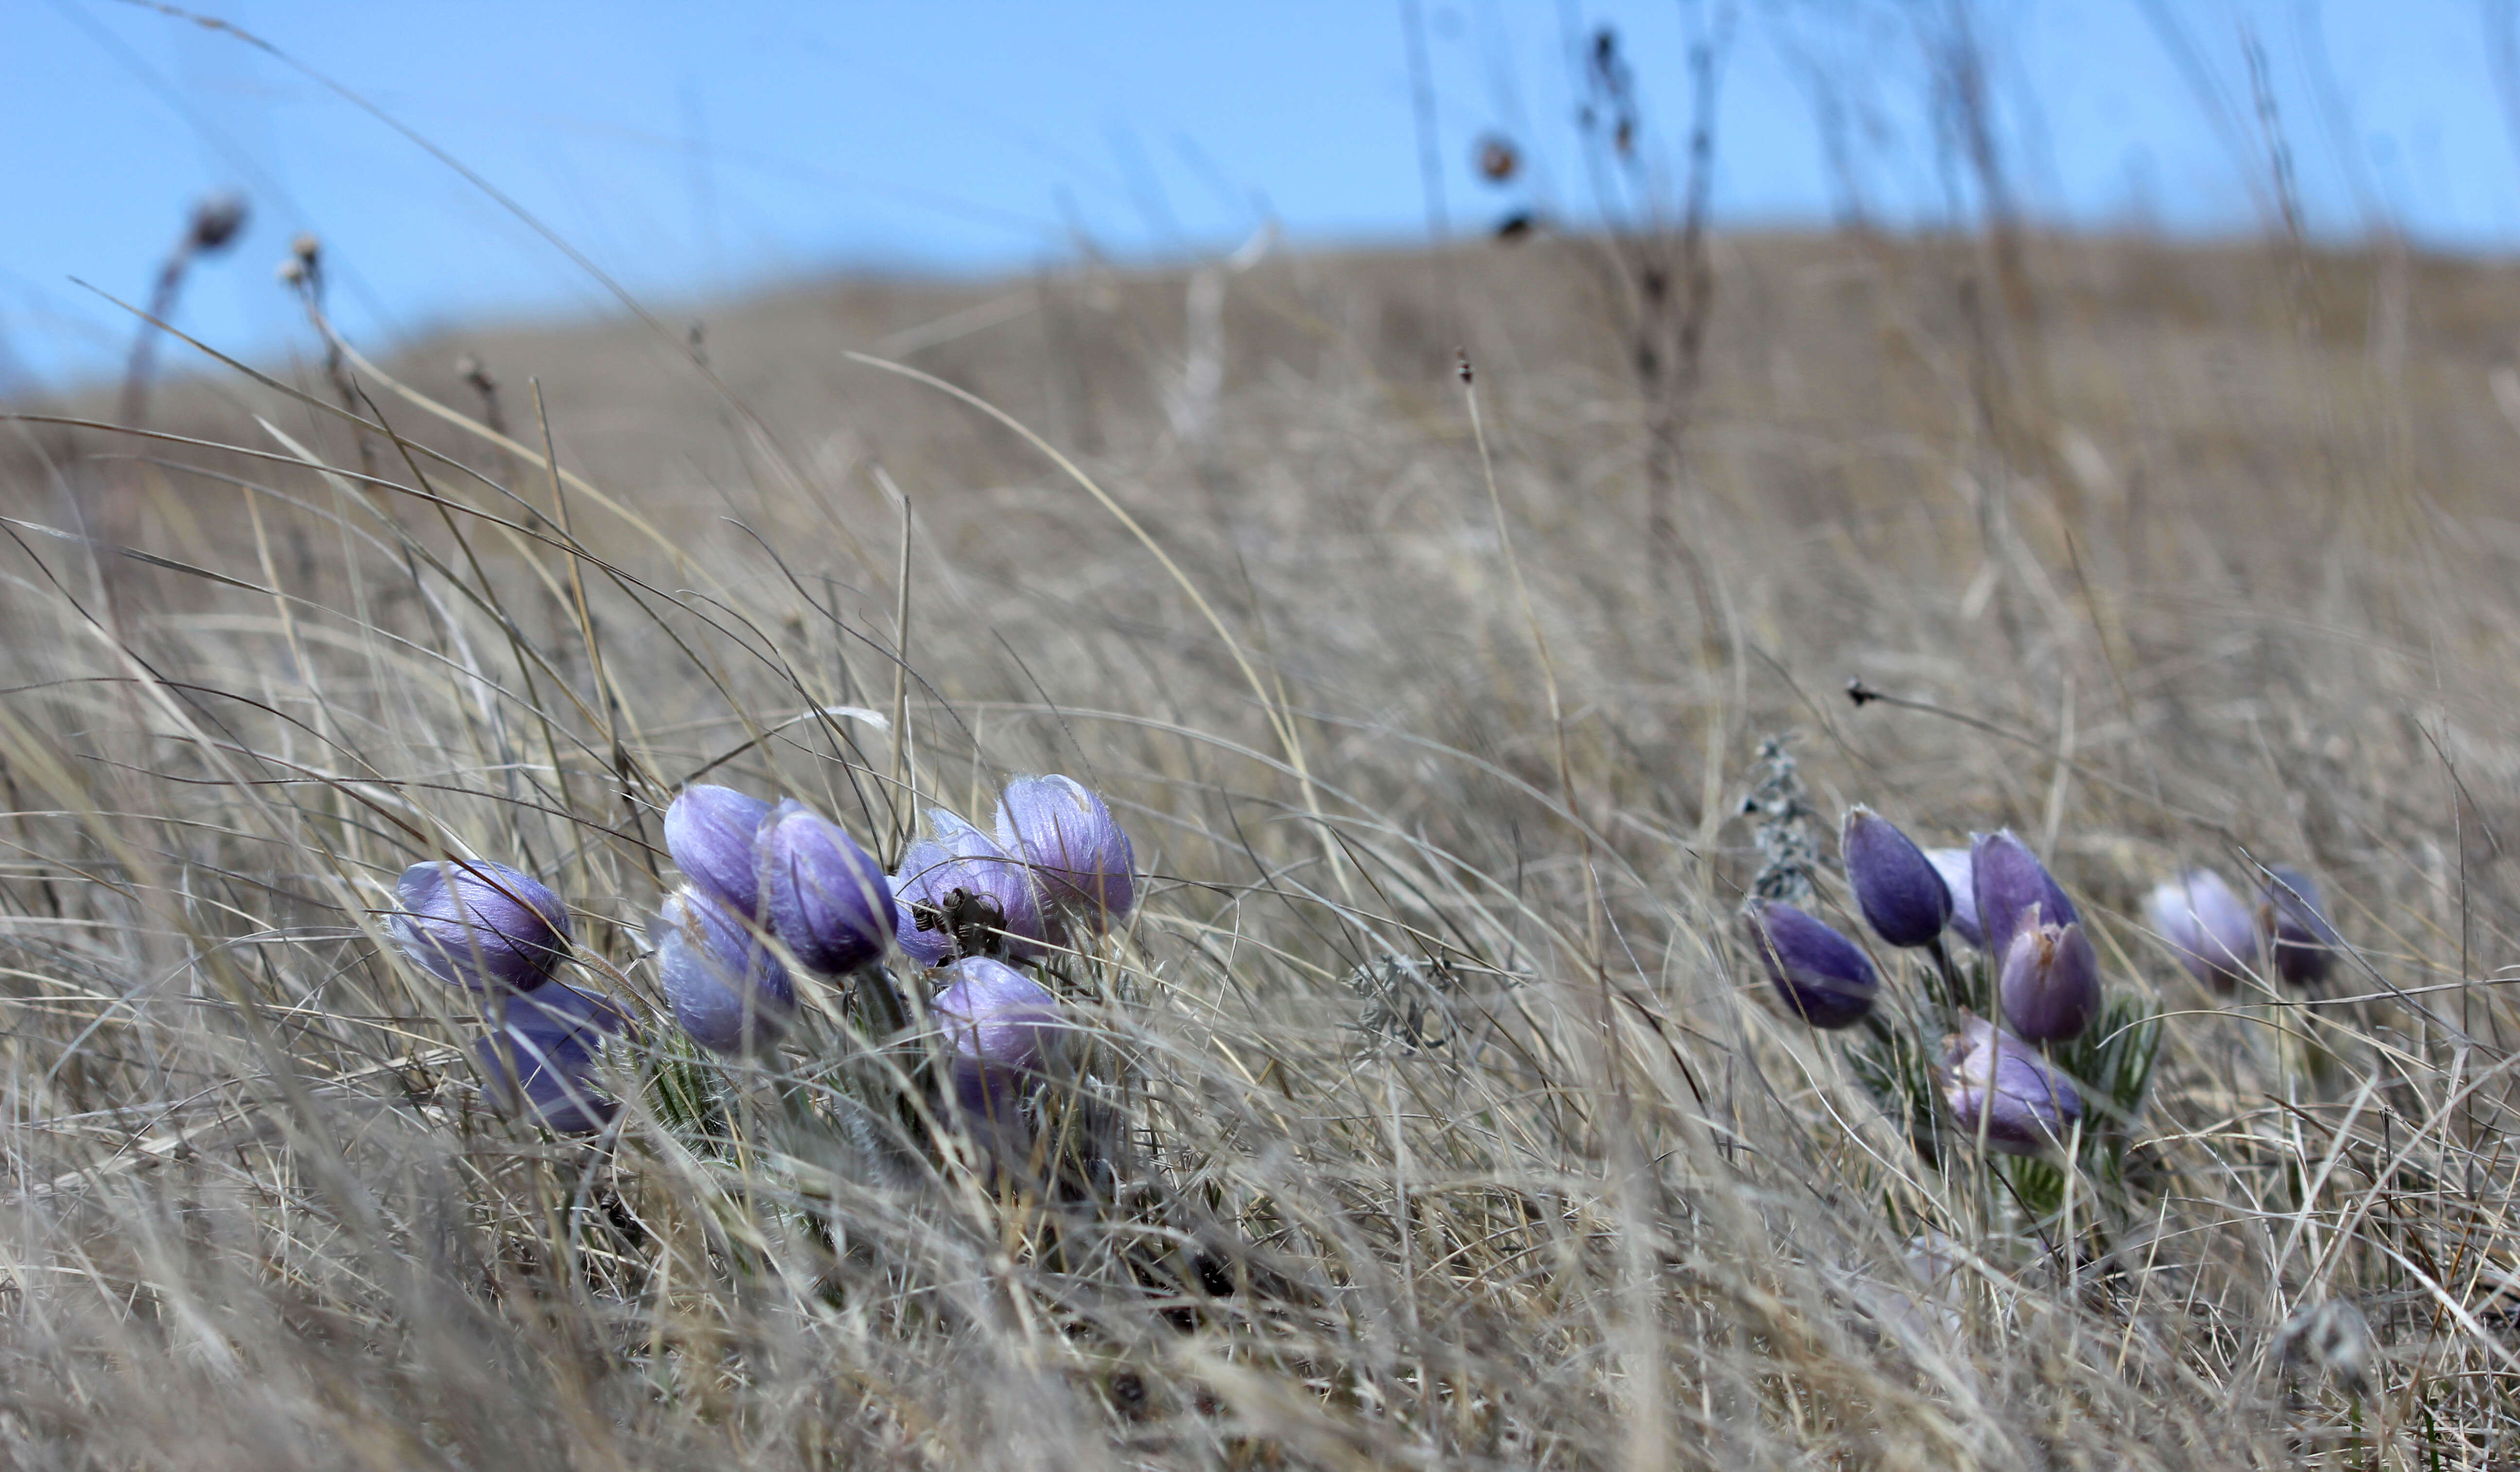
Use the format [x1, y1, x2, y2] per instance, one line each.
[1924, 935, 1969, 1017]
[854, 961, 913, 1041]
[846, 961, 937, 1160]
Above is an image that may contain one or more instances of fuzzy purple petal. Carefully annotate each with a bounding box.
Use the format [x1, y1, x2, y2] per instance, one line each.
[2144, 869, 2257, 991]
[759, 800, 892, 972]
[665, 785, 772, 917]
[653, 885, 795, 1054]
[1940, 1015, 2082, 1155]
[997, 774, 1138, 933]
[391, 859, 571, 993]
[1749, 901, 1879, 1030]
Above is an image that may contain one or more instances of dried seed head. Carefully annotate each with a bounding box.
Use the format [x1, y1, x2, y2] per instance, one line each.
[1474, 133, 1521, 184]
[187, 192, 248, 254]
[2277, 1297, 2372, 1395]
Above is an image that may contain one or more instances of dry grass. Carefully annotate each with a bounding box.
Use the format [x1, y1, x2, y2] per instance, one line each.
[2, 225, 2520, 1468]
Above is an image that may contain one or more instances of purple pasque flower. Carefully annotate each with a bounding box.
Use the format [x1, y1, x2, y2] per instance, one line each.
[1997, 918, 2101, 1042]
[930, 956, 1065, 1127]
[665, 784, 772, 917]
[1939, 1014, 2083, 1156]
[892, 808, 1047, 967]
[652, 884, 795, 1055]
[474, 983, 631, 1135]
[1842, 807, 1952, 948]
[1926, 847, 1984, 948]
[758, 800, 892, 973]
[391, 859, 572, 993]
[2261, 865, 2341, 990]
[996, 774, 1138, 936]
[1747, 900, 1879, 1030]
[2143, 868, 2256, 992]
[1971, 830, 2080, 960]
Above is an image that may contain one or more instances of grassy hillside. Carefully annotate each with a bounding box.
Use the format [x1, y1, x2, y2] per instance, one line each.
[1, 227, 2518, 1467]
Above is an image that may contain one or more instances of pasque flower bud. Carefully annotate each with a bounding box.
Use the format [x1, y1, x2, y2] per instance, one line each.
[1998, 919, 2101, 1041]
[665, 784, 771, 917]
[893, 809, 1047, 966]
[2261, 865, 2341, 990]
[1747, 900, 1879, 1029]
[929, 958, 1067, 1167]
[391, 859, 572, 993]
[1842, 807, 1952, 948]
[933, 956, 1064, 1088]
[653, 884, 795, 1055]
[474, 983, 630, 1135]
[1971, 830, 2080, 959]
[997, 774, 1137, 935]
[758, 800, 892, 972]
[1940, 1015, 2083, 1156]
[1926, 847, 1984, 947]
[2144, 868, 2256, 991]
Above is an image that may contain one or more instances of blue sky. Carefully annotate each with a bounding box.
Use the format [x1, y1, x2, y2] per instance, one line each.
[5, 0, 2516, 388]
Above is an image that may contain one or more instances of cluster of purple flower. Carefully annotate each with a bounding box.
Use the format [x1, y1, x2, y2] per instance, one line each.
[381, 774, 1138, 1143]
[388, 858, 625, 1134]
[1745, 813, 2101, 1157]
[651, 774, 1136, 1135]
[2142, 864, 2340, 993]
